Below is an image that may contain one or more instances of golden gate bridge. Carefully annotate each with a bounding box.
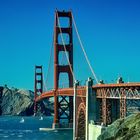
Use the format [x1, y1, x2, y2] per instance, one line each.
[32, 10, 140, 140]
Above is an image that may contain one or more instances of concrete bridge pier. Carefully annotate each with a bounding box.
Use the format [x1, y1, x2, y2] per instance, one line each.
[86, 77, 94, 140]
[85, 78, 105, 140]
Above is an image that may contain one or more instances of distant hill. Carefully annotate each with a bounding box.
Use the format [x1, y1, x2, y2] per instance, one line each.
[0, 86, 53, 116]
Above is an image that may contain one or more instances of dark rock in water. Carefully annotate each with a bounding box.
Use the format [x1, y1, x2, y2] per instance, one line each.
[98, 113, 140, 140]
[35, 100, 54, 116]
[0, 86, 53, 116]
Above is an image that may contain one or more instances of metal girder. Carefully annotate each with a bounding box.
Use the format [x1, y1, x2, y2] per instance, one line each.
[106, 100, 112, 124]
[58, 96, 69, 120]
[101, 88, 112, 125]
[96, 86, 140, 99]
[102, 89, 107, 125]
[76, 103, 86, 140]
[120, 89, 126, 118]
[35, 80, 140, 127]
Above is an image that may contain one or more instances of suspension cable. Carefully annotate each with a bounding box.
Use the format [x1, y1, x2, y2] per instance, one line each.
[71, 13, 99, 84]
[56, 13, 76, 82]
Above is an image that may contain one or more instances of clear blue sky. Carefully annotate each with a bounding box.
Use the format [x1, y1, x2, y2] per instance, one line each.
[0, 0, 140, 90]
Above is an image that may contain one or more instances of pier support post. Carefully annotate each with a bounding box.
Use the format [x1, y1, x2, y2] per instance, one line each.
[120, 89, 126, 119]
[52, 90, 59, 129]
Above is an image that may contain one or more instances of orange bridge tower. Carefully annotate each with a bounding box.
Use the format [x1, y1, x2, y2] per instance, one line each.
[53, 10, 73, 128]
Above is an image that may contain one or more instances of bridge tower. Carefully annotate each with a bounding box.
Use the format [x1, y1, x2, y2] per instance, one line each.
[34, 66, 43, 115]
[53, 10, 73, 128]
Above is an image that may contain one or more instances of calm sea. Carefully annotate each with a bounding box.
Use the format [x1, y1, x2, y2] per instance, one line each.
[0, 116, 72, 140]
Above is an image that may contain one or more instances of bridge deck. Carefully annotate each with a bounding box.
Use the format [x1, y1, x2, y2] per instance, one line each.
[35, 83, 140, 101]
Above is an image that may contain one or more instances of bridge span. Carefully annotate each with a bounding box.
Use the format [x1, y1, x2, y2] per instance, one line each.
[33, 10, 140, 140]
[36, 82, 140, 101]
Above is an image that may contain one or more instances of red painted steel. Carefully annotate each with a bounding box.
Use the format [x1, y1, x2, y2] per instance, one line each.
[54, 10, 73, 126]
[34, 66, 43, 114]
[76, 102, 86, 140]
[36, 83, 140, 101]
[94, 83, 140, 88]
[36, 82, 140, 126]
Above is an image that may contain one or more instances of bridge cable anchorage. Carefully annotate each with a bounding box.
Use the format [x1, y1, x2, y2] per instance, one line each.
[71, 13, 99, 84]
[56, 13, 76, 82]
[45, 33, 54, 91]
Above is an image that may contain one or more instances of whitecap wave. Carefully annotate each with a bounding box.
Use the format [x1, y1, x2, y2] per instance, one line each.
[10, 133, 15, 136]
[17, 135, 23, 138]
[24, 130, 33, 133]
[3, 135, 9, 138]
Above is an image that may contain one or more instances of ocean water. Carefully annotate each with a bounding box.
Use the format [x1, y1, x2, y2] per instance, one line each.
[0, 116, 72, 140]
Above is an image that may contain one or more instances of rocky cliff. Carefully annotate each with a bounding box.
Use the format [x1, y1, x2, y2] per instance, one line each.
[0, 85, 53, 116]
[98, 113, 140, 140]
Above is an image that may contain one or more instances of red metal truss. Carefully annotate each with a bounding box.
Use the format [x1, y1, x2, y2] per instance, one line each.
[35, 80, 140, 126]
[120, 89, 126, 118]
[96, 86, 140, 99]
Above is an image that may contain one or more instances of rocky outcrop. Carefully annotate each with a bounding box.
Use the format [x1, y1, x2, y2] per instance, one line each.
[0, 86, 53, 116]
[98, 113, 140, 140]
